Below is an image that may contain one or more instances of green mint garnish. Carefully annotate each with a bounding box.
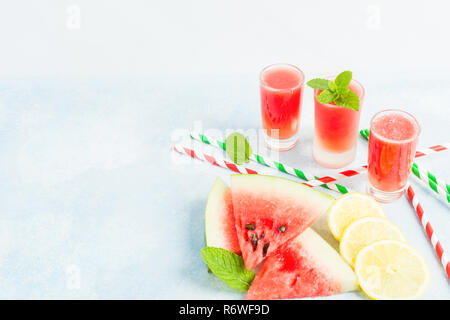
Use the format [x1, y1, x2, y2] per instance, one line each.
[335, 90, 359, 109]
[317, 89, 337, 104]
[225, 132, 252, 165]
[200, 247, 255, 291]
[307, 71, 360, 111]
[334, 70, 352, 90]
[305, 78, 331, 90]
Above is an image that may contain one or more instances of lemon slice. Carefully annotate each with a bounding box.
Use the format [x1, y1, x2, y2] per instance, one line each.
[340, 217, 406, 267]
[355, 240, 430, 300]
[328, 192, 385, 241]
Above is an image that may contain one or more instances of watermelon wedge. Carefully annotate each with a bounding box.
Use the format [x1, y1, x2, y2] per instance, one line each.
[205, 178, 241, 254]
[246, 228, 358, 300]
[230, 174, 333, 270]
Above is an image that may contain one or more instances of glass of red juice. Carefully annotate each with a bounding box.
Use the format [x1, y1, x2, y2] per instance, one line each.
[260, 63, 305, 150]
[313, 78, 365, 168]
[367, 109, 420, 202]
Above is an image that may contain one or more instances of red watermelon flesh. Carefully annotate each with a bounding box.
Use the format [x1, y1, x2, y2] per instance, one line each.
[205, 178, 241, 254]
[230, 174, 333, 270]
[246, 228, 358, 300]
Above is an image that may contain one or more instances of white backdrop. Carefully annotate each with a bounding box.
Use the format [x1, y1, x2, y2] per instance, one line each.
[1, 0, 450, 78]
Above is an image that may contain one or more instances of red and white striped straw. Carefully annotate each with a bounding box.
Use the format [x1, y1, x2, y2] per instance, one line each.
[172, 143, 344, 190]
[314, 166, 368, 184]
[173, 144, 258, 175]
[314, 142, 450, 185]
[415, 143, 450, 158]
[405, 183, 449, 279]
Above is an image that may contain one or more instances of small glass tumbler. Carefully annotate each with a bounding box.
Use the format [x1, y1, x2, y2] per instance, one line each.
[367, 109, 420, 202]
[312, 78, 365, 168]
[260, 63, 305, 151]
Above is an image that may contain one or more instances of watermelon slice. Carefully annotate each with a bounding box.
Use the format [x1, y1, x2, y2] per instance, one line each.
[246, 228, 358, 300]
[205, 178, 241, 254]
[230, 174, 333, 270]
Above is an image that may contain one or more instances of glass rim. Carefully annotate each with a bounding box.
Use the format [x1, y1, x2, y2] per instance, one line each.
[259, 63, 305, 91]
[369, 109, 421, 144]
[314, 76, 365, 107]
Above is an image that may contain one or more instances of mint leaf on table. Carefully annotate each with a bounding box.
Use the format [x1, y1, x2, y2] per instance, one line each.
[200, 247, 255, 291]
[225, 132, 252, 165]
[306, 70, 360, 111]
[306, 78, 331, 90]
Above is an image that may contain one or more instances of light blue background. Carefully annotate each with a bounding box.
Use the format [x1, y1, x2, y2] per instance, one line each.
[0, 72, 448, 299]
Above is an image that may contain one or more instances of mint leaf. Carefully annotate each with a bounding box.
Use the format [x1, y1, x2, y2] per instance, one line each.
[335, 71, 352, 89]
[311, 71, 360, 111]
[334, 90, 360, 111]
[225, 132, 252, 165]
[317, 89, 338, 104]
[307, 78, 330, 90]
[201, 247, 255, 291]
[328, 81, 337, 92]
[336, 86, 349, 95]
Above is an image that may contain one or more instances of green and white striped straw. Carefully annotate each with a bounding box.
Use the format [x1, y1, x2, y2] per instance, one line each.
[190, 131, 352, 194]
[360, 129, 450, 204]
[411, 163, 450, 203]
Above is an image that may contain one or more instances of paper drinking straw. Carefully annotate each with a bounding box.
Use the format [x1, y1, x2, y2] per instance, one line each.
[189, 131, 449, 194]
[405, 184, 450, 279]
[172, 143, 350, 191]
[413, 163, 450, 194]
[189, 132, 351, 194]
[360, 129, 450, 204]
[411, 163, 450, 204]
[173, 144, 258, 175]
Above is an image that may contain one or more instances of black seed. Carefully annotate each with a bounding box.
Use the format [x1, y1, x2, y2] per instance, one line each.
[263, 242, 269, 257]
[245, 223, 256, 230]
[250, 233, 258, 250]
[278, 225, 287, 233]
[260, 233, 265, 239]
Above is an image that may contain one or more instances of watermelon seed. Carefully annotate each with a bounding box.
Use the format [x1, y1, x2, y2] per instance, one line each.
[262, 242, 269, 257]
[260, 233, 265, 239]
[278, 225, 287, 233]
[245, 223, 256, 230]
[250, 233, 258, 250]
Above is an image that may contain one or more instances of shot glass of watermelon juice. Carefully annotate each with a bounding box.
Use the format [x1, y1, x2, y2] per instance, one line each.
[367, 109, 420, 202]
[260, 63, 305, 151]
[312, 78, 365, 168]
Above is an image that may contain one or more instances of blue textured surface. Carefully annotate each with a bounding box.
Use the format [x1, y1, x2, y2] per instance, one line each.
[0, 74, 448, 299]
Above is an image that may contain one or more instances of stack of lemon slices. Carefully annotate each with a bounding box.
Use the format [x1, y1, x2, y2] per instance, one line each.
[328, 192, 430, 300]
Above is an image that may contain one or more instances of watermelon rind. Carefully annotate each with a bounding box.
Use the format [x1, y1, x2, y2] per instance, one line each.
[205, 177, 241, 254]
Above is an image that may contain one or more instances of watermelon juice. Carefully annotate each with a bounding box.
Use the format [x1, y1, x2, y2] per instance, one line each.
[313, 79, 364, 168]
[367, 109, 420, 202]
[260, 64, 305, 150]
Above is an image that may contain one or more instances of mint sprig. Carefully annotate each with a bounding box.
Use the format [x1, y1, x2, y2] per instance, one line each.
[225, 132, 252, 165]
[201, 247, 255, 291]
[307, 71, 360, 111]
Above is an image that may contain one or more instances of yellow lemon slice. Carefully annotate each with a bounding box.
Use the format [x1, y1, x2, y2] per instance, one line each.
[328, 192, 385, 241]
[340, 217, 406, 267]
[355, 240, 430, 300]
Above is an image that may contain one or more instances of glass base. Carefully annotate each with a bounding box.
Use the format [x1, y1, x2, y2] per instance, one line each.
[264, 133, 298, 151]
[366, 184, 405, 203]
[312, 140, 356, 168]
